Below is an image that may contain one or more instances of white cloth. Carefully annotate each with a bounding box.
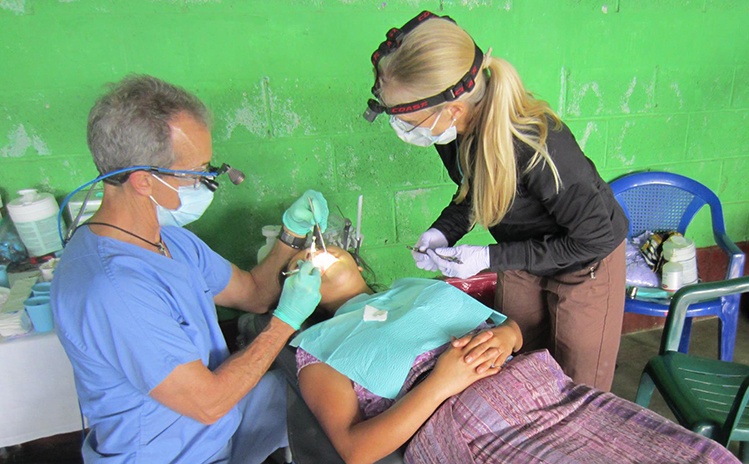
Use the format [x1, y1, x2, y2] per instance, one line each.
[0, 331, 82, 447]
[0, 311, 31, 337]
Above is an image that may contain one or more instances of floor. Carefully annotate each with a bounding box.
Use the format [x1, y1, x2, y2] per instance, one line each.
[612, 313, 749, 459]
[2, 313, 747, 464]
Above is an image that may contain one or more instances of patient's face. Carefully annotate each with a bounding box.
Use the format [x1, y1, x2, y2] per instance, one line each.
[287, 245, 365, 307]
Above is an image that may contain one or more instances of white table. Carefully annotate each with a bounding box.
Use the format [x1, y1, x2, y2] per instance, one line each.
[0, 330, 83, 447]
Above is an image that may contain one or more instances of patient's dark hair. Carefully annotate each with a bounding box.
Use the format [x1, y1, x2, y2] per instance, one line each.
[357, 253, 385, 293]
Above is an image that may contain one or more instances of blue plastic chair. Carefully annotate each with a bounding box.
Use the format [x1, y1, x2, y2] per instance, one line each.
[609, 171, 745, 361]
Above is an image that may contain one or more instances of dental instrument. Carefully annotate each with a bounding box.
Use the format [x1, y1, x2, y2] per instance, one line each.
[333, 205, 353, 251]
[309, 235, 317, 256]
[308, 197, 327, 254]
[405, 245, 464, 264]
[354, 195, 363, 261]
[342, 221, 351, 250]
[355, 195, 363, 242]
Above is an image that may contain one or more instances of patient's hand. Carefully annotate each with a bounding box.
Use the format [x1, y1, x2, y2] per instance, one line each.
[427, 344, 500, 399]
[452, 320, 523, 374]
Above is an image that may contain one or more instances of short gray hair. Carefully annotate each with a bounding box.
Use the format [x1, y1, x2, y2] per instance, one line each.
[87, 74, 212, 180]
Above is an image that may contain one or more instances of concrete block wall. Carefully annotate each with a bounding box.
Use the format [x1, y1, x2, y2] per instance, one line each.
[1, 0, 748, 287]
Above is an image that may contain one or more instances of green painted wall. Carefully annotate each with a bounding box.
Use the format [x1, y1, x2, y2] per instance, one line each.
[1, 0, 748, 287]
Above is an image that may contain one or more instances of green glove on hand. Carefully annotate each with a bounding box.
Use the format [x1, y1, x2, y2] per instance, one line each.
[273, 260, 322, 330]
[282, 190, 329, 236]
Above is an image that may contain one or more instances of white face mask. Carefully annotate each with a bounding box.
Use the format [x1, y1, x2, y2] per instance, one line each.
[389, 110, 457, 147]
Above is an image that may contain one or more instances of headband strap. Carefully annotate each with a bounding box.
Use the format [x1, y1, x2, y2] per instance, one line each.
[363, 11, 483, 122]
[370, 11, 448, 69]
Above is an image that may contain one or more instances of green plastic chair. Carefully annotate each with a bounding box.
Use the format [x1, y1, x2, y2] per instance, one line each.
[635, 277, 749, 462]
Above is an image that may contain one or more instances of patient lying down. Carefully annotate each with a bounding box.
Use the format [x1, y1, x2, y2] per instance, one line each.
[289, 247, 738, 464]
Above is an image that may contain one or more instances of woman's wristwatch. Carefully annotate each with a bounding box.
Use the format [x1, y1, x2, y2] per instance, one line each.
[278, 228, 307, 250]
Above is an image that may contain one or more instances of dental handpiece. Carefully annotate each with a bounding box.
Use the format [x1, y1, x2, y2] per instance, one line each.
[405, 245, 463, 264]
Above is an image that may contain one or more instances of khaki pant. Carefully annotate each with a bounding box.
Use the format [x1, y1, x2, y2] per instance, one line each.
[495, 241, 626, 391]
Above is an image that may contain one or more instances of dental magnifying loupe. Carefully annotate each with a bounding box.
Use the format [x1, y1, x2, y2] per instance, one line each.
[201, 163, 246, 191]
[59, 162, 247, 244]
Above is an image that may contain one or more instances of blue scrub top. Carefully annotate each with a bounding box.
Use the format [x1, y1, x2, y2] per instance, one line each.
[51, 226, 235, 463]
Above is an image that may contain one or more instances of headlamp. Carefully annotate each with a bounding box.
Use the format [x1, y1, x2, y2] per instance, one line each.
[363, 98, 387, 123]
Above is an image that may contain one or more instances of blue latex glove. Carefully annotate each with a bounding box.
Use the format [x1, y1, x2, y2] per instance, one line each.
[282, 190, 329, 236]
[273, 260, 322, 330]
[428, 245, 490, 279]
[411, 228, 448, 272]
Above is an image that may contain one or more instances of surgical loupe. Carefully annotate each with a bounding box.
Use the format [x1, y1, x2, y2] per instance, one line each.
[201, 163, 246, 192]
[58, 163, 246, 244]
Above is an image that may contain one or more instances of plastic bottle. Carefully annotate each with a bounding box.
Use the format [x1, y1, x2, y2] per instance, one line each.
[6, 189, 63, 257]
[662, 235, 698, 285]
[661, 260, 684, 294]
[257, 225, 282, 264]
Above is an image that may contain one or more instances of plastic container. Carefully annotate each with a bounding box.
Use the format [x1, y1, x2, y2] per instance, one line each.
[661, 260, 684, 293]
[39, 257, 60, 282]
[31, 281, 52, 297]
[0, 264, 9, 288]
[257, 225, 282, 263]
[24, 295, 54, 332]
[662, 235, 698, 285]
[6, 189, 63, 257]
[66, 188, 104, 225]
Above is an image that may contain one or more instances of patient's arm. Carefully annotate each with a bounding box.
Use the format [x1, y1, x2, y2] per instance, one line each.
[299, 344, 499, 464]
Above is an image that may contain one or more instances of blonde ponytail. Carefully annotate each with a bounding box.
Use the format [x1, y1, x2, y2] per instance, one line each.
[457, 57, 562, 228]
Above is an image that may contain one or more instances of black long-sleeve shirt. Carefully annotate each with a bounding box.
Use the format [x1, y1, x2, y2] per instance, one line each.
[431, 123, 628, 276]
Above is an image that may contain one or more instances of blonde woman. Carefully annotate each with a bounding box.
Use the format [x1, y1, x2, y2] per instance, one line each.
[363, 11, 628, 391]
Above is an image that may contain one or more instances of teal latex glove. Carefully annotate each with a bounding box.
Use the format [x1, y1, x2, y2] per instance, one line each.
[273, 260, 322, 330]
[282, 190, 329, 236]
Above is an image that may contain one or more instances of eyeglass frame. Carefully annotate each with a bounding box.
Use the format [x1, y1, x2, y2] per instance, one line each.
[103, 162, 243, 193]
[150, 163, 219, 190]
[390, 108, 444, 134]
